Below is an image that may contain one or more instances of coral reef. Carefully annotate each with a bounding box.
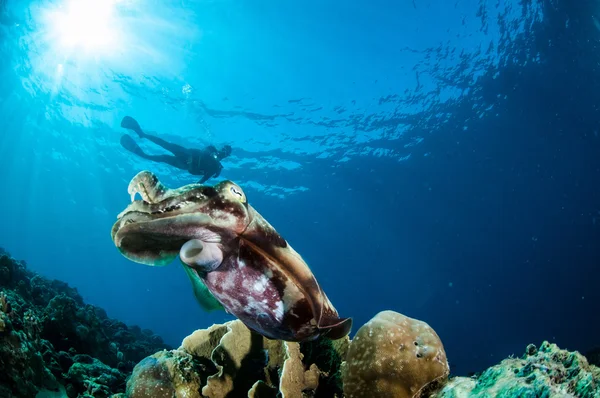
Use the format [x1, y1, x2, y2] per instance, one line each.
[0, 251, 171, 397]
[125, 312, 600, 398]
[1, 247, 599, 398]
[432, 341, 600, 398]
[341, 310, 449, 398]
[125, 318, 349, 397]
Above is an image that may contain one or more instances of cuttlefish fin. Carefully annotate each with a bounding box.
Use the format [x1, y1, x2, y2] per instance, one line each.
[318, 316, 353, 340]
[181, 261, 224, 312]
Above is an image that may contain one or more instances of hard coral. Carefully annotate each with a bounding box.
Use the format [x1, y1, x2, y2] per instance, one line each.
[126, 319, 348, 398]
[432, 341, 600, 398]
[125, 350, 212, 398]
[124, 311, 600, 398]
[279, 343, 320, 397]
[201, 319, 271, 397]
[66, 355, 124, 397]
[0, 251, 170, 397]
[198, 319, 348, 398]
[0, 328, 59, 396]
[341, 310, 449, 398]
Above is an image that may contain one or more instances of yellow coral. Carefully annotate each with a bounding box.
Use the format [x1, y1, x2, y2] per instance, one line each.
[342, 310, 449, 398]
[128, 319, 344, 397]
[200, 320, 285, 398]
[280, 342, 320, 397]
[180, 323, 228, 360]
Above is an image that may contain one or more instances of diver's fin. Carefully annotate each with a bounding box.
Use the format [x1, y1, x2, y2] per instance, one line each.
[120, 135, 145, 157]
[319, 317, 352, 340]
[121, 116, 144, 137]
[181, 261, 225, 312]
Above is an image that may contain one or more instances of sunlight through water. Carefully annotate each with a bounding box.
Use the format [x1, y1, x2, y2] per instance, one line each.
[16, 0, 200, 125]
[43, 0, 123, 52]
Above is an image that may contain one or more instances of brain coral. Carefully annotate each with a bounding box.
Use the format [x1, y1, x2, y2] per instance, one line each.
[342, 310, 449, 398]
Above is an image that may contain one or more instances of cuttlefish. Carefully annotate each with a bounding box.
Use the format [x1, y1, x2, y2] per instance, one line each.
[111, 171, 352, 342]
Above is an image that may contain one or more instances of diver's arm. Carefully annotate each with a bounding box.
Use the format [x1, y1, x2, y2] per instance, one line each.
[213, 166, 222, 178]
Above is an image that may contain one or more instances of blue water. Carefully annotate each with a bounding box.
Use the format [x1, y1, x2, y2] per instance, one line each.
[0, 0, 597, 376]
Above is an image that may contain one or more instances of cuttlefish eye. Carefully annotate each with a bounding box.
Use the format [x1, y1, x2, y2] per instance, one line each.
[229, 184, 246, 203]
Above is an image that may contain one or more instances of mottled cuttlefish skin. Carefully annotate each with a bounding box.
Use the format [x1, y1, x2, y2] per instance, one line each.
[111, 171, 352, 342]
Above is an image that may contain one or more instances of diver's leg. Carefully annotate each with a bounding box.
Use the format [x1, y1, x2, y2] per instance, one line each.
[120, 135, 187, 170]
[144, 155, 188, 170]
[121, 116, 187, 157]
[141, 133, 188, 158]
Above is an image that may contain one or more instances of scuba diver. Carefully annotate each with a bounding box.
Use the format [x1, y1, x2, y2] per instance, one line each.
[119, 116, 232, 184]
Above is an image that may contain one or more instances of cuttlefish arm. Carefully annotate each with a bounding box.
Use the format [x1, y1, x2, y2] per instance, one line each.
[127, 170, 202, 204]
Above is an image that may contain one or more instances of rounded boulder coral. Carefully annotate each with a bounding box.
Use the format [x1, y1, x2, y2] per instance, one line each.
[342, 310, 449, 398]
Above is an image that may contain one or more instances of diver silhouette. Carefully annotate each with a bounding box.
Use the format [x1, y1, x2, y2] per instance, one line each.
[120, 116, 232, 184]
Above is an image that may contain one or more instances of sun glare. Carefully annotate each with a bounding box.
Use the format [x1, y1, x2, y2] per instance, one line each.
[44, 0, 123, 52]
[25, 0, 194, 103]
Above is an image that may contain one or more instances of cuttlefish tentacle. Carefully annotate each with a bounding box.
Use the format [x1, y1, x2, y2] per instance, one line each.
[128, 170, 170, 203]
[128, 170, 207, 204]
